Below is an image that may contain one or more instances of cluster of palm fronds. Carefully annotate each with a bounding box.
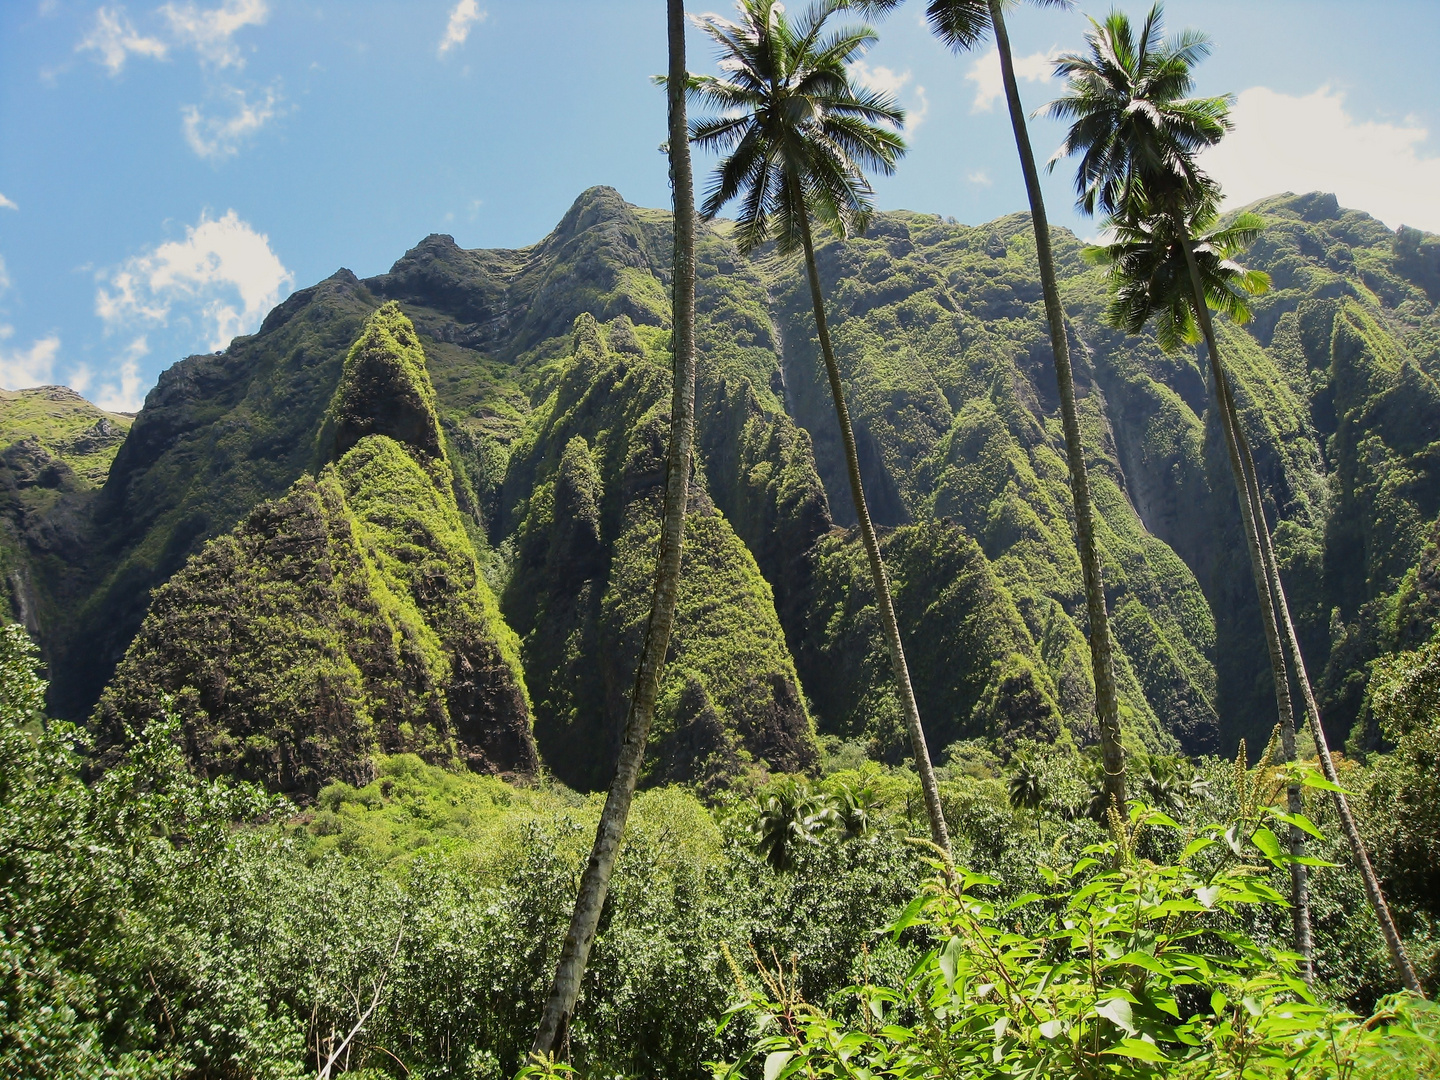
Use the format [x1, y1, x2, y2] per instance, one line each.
[750, 778, 882, 870]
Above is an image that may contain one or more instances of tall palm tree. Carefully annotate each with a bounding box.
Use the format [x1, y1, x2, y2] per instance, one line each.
[1049, 4, 1421, 995]
[687, 0, 951, 852]
[852, 0, 1128, 815]
[530, 0, 703, 1055]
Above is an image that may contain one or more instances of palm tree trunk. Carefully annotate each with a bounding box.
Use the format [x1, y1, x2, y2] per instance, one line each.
[531, 0, 701, 1053]
[1176, 228, 1309, 978]
[1230, 407, 1422, 995]
[792, 181, 950, 855]
[990, 0, 1126, 816]
[1178, 232, 1425, 993]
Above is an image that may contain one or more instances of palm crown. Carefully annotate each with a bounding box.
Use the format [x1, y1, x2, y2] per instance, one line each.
[1043, 2, 1231, 217]
[1085, 199, 1270, 350]
[687, 0, 906, 255]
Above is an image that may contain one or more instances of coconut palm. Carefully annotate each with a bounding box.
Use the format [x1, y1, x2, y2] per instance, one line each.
[851, 0, 1129, 820]
[687, 0, 950, 852]
[1049, 3, 1421, 995]
[832, 780, 880, 840]
[530, 0, 703, 1054]
[1008, 759, 1045, 840]
[754, 778, 839, 870]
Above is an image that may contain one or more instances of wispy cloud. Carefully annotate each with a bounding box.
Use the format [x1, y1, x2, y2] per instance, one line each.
[160, 0, 269, 69]
[182, 82, 283, 160]
[94, 337, 150, 411]
[0, 193, 16, 211]
[851, 60, 929, 134]
[96, 209, 292, 352]
[964, 46, 1057, 113]
[1204, 85, 1440, 234]
[77, 6, 168, 74]
[0, 332, 62, 390]
[966, 170, 992, 186]
[439, 0, 486, 56]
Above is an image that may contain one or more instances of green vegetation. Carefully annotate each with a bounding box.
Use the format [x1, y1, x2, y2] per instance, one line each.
[95, 305, 534, 796]
[503, 314, 814, 791]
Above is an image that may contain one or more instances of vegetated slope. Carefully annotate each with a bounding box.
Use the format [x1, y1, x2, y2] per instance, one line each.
[95, 304, 535, 795]
[32, 185, 1440, 780]
[501, 313, 815, 791]
[0, 387, 132, 638]
[769, 193, 1440, 754]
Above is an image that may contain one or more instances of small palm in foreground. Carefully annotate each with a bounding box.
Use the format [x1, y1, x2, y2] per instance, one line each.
[689, 0, 951, 853]
[753, 779, 837, 871]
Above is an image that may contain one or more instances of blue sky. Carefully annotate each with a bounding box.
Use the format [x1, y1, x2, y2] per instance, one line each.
[2, 0, 1438, 410]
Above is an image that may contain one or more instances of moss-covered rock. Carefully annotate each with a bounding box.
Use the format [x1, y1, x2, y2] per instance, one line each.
[95, 306, 534, 796]
[502, 314, 814, 790]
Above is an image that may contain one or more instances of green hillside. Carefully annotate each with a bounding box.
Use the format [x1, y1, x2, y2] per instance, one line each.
[0, 185, 1432, 785]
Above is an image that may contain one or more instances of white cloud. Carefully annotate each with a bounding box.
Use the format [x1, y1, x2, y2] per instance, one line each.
[97, 209, 292, 352]
[0, 255, 9, 294]
[967, 170, 992, 186]
[1203, 85, 1440, 234]
[965, 46, 1057, 113]
[0, 193, 15, 211]
[438, 0, 485, 56]
[851, 60, 928, 134]
[182, 82, 283, 160]
[78, 6, 169, 74]
[93, 337, 149, 411]
[160, 0, 268, 68]
[0, 333, 61, 390]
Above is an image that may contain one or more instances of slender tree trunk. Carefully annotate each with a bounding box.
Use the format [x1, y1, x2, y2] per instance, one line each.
[1230, 408, 1422, 994]
[792, 183, 950, 854]
[1178, 232, 1426, 993]
[1177, 230, 1309, 978]
[990, 0, 1126, 816]
[530, 0, 701, 1053]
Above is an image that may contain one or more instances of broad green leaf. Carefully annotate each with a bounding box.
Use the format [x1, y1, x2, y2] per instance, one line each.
[1251, 827, 1282, 861]
[1038, 1019, 1063, 1039]
[1096, 997, 1136, 1035]
[1195, 885, 1221, 910]
[1102, 1038, 1170, 1063]
[1181, 837, 1216, 860]
[1300, 771, 1355, 795]
[1267, 807, 1325, 841]
[938, 936, 962, 991]
[763, 1049, 793, 1080]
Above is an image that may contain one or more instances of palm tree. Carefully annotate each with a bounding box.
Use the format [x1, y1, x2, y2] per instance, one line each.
[754, 778, 839, 869]
[832, 780, 880, 840]
[530, 0, 703, 1054]
[686, 0, 950, 852]
[1048, 4, 1421, 995]
[851, 0, 1128, 821]
[1008, 758, 1044, 840]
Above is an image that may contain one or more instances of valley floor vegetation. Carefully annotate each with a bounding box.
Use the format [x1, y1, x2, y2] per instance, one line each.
[4, 624, 1436, 1078]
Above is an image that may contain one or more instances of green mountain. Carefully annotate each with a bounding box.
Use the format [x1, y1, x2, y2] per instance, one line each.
[94, 304, 534, 795]
[9, 186, 1438, 790]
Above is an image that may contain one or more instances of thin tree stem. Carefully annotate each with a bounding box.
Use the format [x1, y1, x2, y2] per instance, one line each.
[990, 0, 1126, 815]
[1179, 227, 1308, 979]
[793, 180, 950, 854]
[531, 0, 701, 1051]
[1179, 230, 1421, 994]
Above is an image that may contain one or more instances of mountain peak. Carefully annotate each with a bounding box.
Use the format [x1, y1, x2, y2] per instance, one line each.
[321, 301, 444, 464]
